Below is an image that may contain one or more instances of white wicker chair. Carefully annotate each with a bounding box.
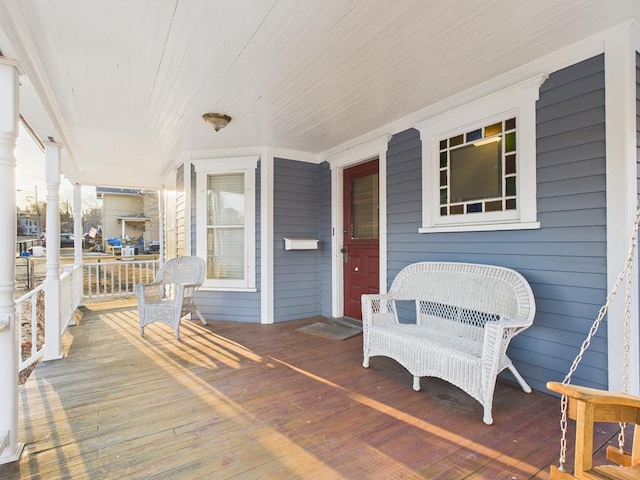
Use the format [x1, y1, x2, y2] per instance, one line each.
[361, 262, 536, 424]
[135, 256, 207, 340]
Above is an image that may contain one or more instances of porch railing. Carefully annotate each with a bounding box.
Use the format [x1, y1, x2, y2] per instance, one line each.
[16, 258, 160, 375]
[83, 258, 160, 300]
[60, 264, 83, 332]
[16, 283, 45, 373]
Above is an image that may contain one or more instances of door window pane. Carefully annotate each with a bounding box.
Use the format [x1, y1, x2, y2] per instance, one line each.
[351, 173, 379, 239]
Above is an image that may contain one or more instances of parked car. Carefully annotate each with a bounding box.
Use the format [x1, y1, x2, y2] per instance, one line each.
[42, 233, 75, 248]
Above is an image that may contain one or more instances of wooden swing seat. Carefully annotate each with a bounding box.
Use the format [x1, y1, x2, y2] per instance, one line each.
[548, 381, 640, 480]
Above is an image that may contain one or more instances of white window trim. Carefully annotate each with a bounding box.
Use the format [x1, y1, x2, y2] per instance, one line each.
[194, 156, 259, 291]
[416, 75, 546, 233]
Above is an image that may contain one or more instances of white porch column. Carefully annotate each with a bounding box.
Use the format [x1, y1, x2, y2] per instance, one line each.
[0, 56, 24, 464]
[604, 27, 640, 394]
[260, 148, 274, 324]
[44, 142, 63, 361]
[73, 183, 83, 265]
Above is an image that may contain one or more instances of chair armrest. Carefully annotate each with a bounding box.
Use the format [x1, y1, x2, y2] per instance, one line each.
[481, 318, 532, 366]
[361, 294, 398, 327]
[135, 282, 184, 305]
[547, 382, 640, 409]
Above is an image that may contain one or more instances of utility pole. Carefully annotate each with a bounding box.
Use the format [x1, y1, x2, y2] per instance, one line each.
[34, 185, 40, 242]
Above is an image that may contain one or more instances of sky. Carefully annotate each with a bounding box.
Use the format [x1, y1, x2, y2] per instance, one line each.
[15, 123, 97, 210]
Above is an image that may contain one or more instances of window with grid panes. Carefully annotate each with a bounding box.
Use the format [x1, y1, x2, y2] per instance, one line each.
[417, 76, 543, 233]
[194, 156, 257, 290]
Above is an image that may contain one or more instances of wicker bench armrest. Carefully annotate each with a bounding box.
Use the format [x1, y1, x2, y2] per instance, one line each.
[362, 294, 398, 326]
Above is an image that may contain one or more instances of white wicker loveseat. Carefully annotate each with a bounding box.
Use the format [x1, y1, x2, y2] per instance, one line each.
[361, 262, 536, 424]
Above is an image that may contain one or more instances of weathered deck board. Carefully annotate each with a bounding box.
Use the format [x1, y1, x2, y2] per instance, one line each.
[0, 302, 621, 479]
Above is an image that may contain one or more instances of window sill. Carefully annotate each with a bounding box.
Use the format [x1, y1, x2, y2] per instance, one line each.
[419, 221, 540, 234]
[199, 286, 258, 293]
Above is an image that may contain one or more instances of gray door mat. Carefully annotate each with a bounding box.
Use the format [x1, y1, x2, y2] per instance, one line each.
[296, 318, 362, 340]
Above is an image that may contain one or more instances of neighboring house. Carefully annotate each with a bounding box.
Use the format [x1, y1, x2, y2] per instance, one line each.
[97, 187, 159, 252]
[16, 211, 38, 236]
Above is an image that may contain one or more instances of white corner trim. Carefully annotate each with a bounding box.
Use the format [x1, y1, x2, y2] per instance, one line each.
[183, 160, 192, 255]
[260, 147, 275, 324]
[604, 25, 640, 394]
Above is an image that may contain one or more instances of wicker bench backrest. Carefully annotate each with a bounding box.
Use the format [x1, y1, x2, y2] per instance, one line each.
[388, 262, 534, 340]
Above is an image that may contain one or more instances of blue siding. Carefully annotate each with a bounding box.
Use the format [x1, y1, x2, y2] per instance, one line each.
[385, 55, 607, 392]
[192, 161, 262, 323]
[273, 158, 322, 322]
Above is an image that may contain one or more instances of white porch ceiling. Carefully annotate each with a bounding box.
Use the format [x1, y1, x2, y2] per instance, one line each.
[0, 0, 639, 188]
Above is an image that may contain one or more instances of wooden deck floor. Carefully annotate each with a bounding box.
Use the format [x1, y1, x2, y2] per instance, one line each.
[0, 301, 620, 479]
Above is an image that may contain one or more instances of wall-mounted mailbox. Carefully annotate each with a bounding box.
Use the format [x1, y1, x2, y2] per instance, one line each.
[284, 237, 319, 250]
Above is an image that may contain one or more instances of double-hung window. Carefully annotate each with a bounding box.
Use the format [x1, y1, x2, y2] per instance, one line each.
[417, 75, 545, 233]
[195, 156, 258, 290]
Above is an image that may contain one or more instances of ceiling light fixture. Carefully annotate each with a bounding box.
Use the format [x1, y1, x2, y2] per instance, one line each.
[202, 113, 232, 132]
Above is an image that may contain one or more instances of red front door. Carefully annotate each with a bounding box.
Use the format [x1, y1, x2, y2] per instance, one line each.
[343, 159, 380, 320]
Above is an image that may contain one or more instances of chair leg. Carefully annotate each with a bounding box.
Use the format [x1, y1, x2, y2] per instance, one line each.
[508, 364, 532, 393]
[193, 307, 207, 325]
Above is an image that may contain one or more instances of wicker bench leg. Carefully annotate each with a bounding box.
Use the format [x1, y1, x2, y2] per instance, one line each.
[483, 406, 493, 425]
[413, 376, 420, 391]
[508, 364, 532, 393]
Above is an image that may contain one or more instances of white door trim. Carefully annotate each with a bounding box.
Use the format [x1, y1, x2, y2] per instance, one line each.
[327, 136, 390, 318]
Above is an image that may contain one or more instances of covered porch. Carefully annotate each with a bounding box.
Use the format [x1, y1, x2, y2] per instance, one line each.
[0, 300, 620, 479]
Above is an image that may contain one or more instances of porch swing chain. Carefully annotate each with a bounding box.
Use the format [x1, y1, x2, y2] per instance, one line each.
[557, 204, 640, 472]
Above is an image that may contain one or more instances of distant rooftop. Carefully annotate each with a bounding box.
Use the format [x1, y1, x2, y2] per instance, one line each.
[96, 187, 141, 198]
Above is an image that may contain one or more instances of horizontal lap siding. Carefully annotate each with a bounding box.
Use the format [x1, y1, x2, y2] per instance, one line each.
[386, 55, 607, 392]
[274, 159, 321, 322]
[192, 162, 261, 323]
